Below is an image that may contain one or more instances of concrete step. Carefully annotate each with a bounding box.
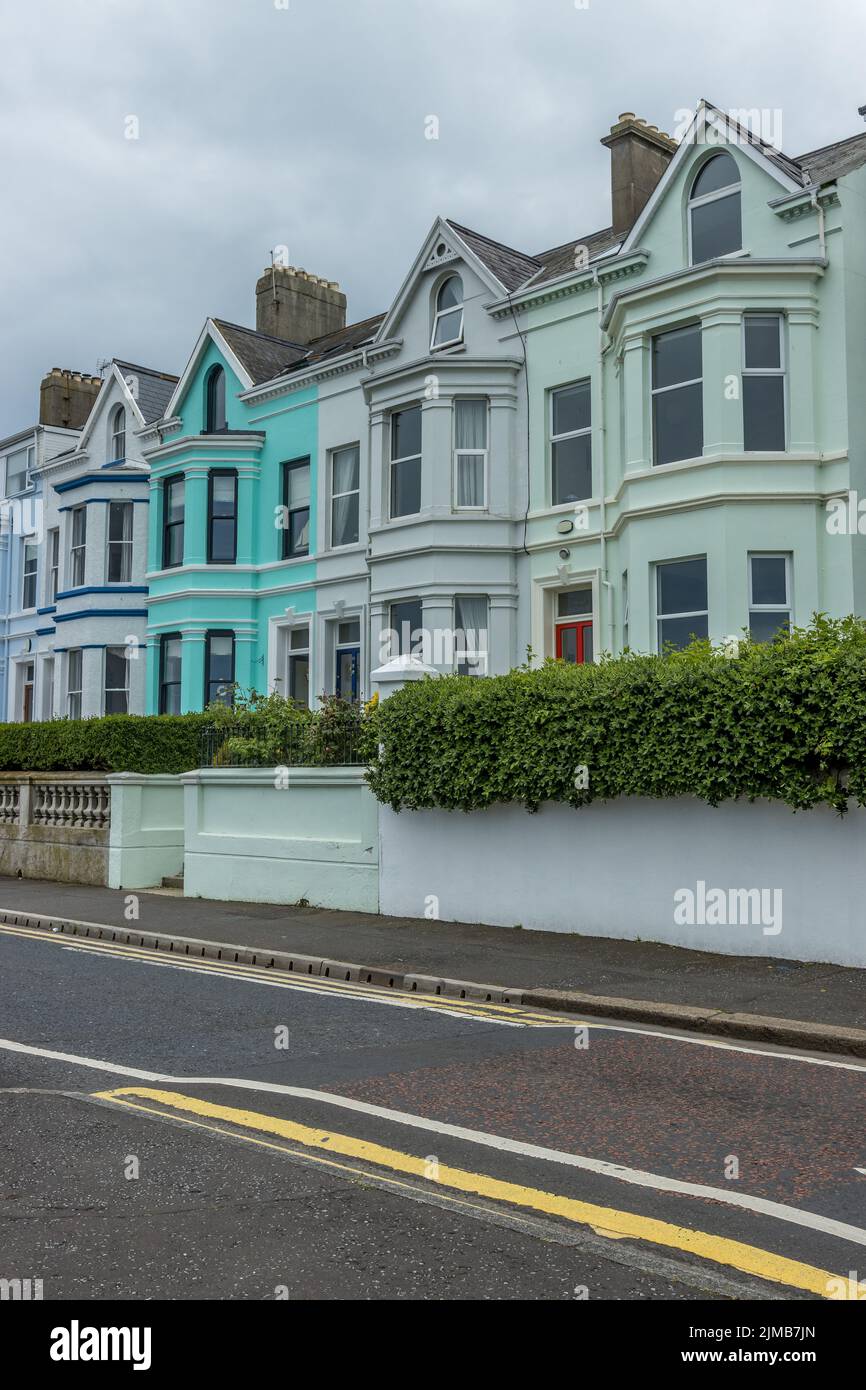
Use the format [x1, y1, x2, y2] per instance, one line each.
[160, 873, 184, 890]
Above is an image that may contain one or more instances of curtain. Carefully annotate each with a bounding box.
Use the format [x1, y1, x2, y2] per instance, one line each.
[455, 399, 486, 449]
[455, 595, 488, 675]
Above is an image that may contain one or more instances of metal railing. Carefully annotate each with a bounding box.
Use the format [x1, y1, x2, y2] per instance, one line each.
[199, 719, 365, 769]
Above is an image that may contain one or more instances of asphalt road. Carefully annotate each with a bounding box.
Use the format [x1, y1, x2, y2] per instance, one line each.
[1, 919, 865, 1302]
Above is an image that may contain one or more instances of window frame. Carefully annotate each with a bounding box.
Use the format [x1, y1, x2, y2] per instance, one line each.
[47, 527, 59, 603]
[158, 633, 182, 715]
[5, 445, 33, 496]
[454, 594, 489, 676]
[67, 648, 83, 720]
[389, 406, 422, 520]
[110, 405, 126, 461]
[389, 598, 423, 659]
[452, 398, 489, 511]
[106, 500, 134, 583]
[748, 552, 792, 641]
[286, 624, 311, 708]
[742, 313, 787, 453]
[104, 645, 130, 716]
[549, 380, 592, 505]
[329, 443, 360, 549]
[651, 323, 704, 467]
[162, 474, 184, 570]
[69, 505, 87, 588]
[204, 629, 235, 707]
[207, 468, 238, 564]
[205, 364, 227, 433]
[22, 541, 38, 610]
[430, 274, 464, 350]
[687, 152, 742, 266]
[655, 555, 709, 652]
[281, 457, 311, 559]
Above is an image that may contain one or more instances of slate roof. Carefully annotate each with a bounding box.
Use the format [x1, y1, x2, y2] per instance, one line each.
[795, 131, 866, 184]
[270, 313, 386, 380]
[446, 220, 542, 291]
[113, 360, 178, 423]
[528, 226, 622, 288]
[211, 320, 308, 385]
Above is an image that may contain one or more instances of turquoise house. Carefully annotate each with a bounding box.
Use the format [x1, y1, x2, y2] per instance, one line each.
[140, 318, 318, 712]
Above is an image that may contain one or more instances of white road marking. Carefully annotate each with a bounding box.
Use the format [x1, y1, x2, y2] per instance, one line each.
[1, 1033, 864, 1252]
[6, 918, 866, 1067]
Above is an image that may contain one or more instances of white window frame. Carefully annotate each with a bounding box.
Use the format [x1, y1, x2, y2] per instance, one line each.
[104, 645, 130, 716]
[430, 275, 464, 351]
[21, 541, 38, 610]
[550, 380, 592, 505]
[655, 555, 709, 652]
[106, 500, 134, 583]
[70, 505, 87, 588]
[687, 154, 742, 266]
[453, 398, 488, 511]
[67, 649, 83, 719]
[329, 443, 361, 549]
[453, 594, 489, 676]
[748, 552, 792, 637]
[742, 313, 787, 452]
[47, 527, 59, 603]
[389, 408, 422, 520]
[5, 445, 34, 496]
[286, 623, 311, 709]
[110, 405, 126, 461]
[651, 325, 703, 468]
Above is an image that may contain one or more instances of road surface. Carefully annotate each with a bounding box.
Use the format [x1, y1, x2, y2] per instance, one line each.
[1, 918, 864, 1301]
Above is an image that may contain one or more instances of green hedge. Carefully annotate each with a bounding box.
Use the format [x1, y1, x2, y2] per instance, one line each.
[0, 714, 213, 775]
[366, 617, 866, 814]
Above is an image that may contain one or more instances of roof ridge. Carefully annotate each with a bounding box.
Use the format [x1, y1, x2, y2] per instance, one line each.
[446, 219, 541, 266]
[112, 359, 178, 382]
[211, 317, 306, 349]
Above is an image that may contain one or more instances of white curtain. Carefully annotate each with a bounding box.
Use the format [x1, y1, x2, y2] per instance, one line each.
[455, 399, 486, 449]
[455, 595, 488, 675]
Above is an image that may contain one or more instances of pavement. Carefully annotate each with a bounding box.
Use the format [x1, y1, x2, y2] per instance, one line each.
[2, 916, 865, 1302]
[0, 875, 864, 1044]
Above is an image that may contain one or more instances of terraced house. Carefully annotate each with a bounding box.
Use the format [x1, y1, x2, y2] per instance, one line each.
[34, 360, 177, 719]
[509, 100, 866, 661]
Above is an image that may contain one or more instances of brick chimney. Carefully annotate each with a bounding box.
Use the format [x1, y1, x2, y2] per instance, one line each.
[255, 265, 347, 344]
[39, 368, 103, 430]
[601, 113, 678, 239]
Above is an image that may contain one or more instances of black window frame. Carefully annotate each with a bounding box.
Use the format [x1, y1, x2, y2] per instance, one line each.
[204, 629, 235, 707]
[281, 457, 311, 559]
[162, 473, 185, 570]
[207, 468, 238, 564]
[205, 365, 227, 433]
[158, 632, 182, 715]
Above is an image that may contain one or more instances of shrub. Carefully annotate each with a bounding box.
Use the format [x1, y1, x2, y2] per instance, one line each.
[0, 713, 212, 775]
[365, 616, 866, 815]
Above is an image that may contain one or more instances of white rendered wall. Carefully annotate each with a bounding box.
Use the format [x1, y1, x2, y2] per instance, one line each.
[379, 797, 866, 967]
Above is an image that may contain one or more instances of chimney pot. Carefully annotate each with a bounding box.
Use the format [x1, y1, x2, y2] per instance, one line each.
[255, 263, 347, 343]
[38, 366, 102, 430]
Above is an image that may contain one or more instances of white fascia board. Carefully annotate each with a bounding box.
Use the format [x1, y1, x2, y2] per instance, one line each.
[619, 103, 802, 257]
[374, 216, 511, 345]
[162, 320, 254, 422]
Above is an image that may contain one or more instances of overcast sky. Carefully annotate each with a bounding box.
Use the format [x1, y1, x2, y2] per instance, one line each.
[1, 0, 864, 437]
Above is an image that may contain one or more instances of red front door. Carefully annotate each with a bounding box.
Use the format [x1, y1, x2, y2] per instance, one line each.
[556, 620, 593, 664]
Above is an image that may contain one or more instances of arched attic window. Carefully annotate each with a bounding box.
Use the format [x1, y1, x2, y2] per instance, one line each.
[110, 404, 126, 461]
[688, 151, 742, 265]
[205, 364, 227, 432]
[431, 274, 464, 349]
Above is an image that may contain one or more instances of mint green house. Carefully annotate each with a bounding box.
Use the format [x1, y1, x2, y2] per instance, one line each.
[487, 100, 866, 663]
[139, 319, 319, 712]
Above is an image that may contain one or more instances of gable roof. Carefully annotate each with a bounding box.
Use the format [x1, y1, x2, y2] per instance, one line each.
[210, 319, 308, 384]
[113, 360, 178, 424]
[445, 220, 541, 292]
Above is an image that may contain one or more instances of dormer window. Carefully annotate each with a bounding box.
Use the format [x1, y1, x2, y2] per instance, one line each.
[431, 275, 464, 349]
[205, 365, 227, 432]
[688, 151, 741, 265]
[110, 405, 126, 461]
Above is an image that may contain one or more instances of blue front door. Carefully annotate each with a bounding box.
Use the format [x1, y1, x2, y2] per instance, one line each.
[336, 646, 360, 702]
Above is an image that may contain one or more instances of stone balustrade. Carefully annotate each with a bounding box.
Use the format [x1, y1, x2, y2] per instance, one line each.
[0, 773, 111, 885]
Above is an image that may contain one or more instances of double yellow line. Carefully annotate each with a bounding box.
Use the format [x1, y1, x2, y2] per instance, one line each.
[95, 1085, 859, 1300]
